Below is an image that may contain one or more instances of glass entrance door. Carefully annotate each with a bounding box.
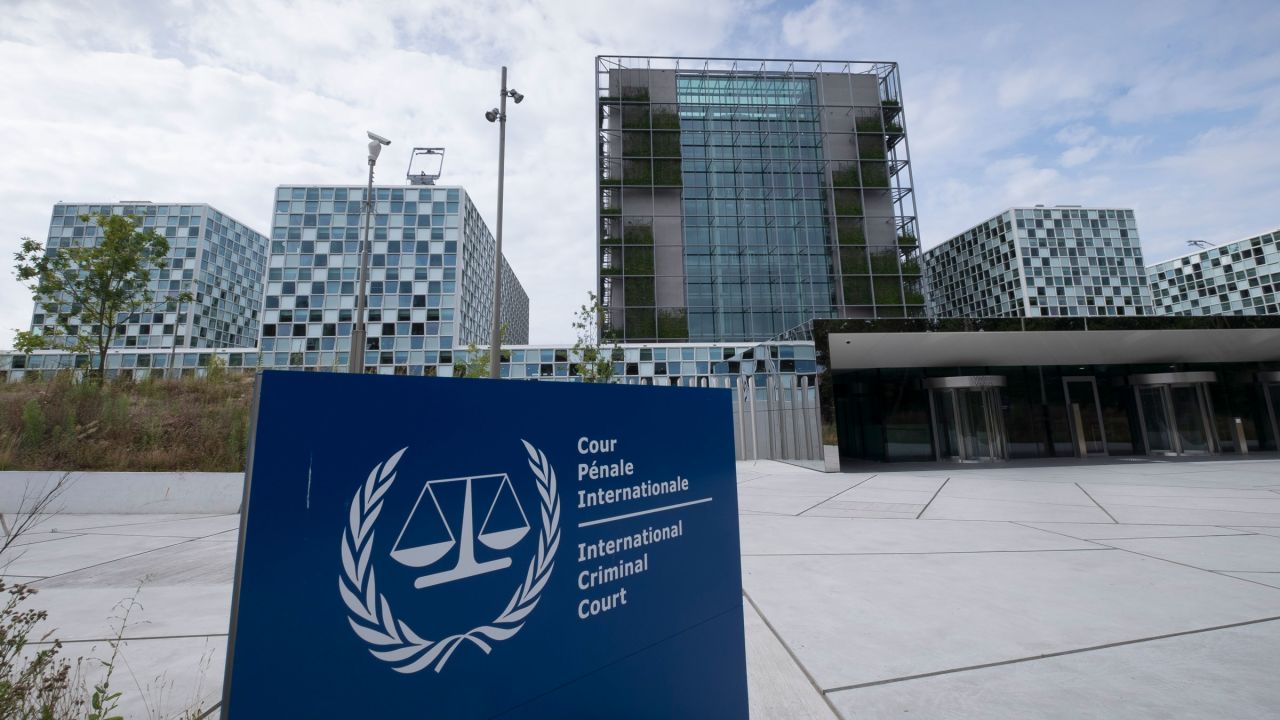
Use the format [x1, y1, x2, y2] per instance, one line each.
[1063, 377, 1107, 457]
[1130, 372, 1219, 456]
[1261, 372, 1280, 452]
[926, 377, 1008, 462]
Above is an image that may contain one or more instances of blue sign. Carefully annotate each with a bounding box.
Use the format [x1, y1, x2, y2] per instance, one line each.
[222, 371, 747, 718]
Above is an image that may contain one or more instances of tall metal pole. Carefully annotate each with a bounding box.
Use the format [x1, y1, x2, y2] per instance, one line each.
[488, 66, 509, 379]
[349, 158, 376, 374]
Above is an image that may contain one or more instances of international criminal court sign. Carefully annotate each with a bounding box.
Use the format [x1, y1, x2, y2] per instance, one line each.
[221, 371, 748, 717]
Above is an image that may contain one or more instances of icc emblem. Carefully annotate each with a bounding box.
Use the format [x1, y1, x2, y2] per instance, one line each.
[338, 440, 561, 673]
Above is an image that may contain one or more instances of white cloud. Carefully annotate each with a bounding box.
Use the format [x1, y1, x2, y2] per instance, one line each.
[780, 0, 864, 54]
[2, 1, 1279, 349]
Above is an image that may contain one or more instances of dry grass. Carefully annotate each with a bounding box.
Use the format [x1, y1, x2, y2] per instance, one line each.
[0, 371, 253, 472]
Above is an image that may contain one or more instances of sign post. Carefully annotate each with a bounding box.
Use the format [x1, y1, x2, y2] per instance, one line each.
[222, 371, 748, 718]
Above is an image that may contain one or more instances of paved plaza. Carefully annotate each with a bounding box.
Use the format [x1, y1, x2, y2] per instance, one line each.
[3, 457, 1280, 718]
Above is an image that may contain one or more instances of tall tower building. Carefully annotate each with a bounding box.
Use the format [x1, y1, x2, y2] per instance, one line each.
[29, 202, 267, 349]
[258, 184, 528, 374]
[923, 206, 1154, 318]
[595, 56, 921, 343]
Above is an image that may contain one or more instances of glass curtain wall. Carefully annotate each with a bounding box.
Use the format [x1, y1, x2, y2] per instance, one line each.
[677, 75, 832, 341]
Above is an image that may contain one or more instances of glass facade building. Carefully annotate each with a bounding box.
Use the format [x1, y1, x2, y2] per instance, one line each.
[1147, 227, 1280, 316]
[923, 207, 1153, 318]
[29, 202, 267, 349]
[597, 56, 921, 344]
[257, 185, 527, 374]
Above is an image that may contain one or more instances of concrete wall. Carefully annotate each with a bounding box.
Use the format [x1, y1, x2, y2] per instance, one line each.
[0, 471, 244, 515]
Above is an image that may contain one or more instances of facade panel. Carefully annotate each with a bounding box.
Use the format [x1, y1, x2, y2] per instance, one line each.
[924, 206, 1153, 318]
[259, 185, 528, 373]
[29, 202, 267, 349]
[1147, 228, 1280, 316]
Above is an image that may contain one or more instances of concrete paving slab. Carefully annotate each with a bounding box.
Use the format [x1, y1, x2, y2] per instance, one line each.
[739, 492, 835, 516]
[828, 620, 1280, 720]
[743, 549, 1280, 690]
[1222, 573, 1280, 590]
[1229, 525, 1280, 537]
[1, 533, 186, 577]
[803, 508, 920, 519]
[70, 514, 240, 538]
[922, 495, 1113, 522]
[741, 516, 1098, 556]
[1020, 522, 1252, 540]
[1079, 484, 1280, 499]
[1100, 495, 1280, 514]
[1102, 504, 1280, 527]
[744, 599, 838, 720]
[35, 540, 236, 588]
[29, 584, 233, 641]
[1102, 534, 1280, 573]
[15, 513, 214, 532]
[1, 530, 84, 547]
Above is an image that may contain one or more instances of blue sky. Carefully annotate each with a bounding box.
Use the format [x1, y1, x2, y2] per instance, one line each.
[2, 0, 1278, 345]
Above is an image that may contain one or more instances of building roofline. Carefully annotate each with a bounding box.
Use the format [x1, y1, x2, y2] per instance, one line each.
[52, 201, 267, 238]
[1145, 225, 1280, 268]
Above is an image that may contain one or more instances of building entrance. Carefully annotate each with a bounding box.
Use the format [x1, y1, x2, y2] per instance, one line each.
[1130, 372, 1219, 456]
[1261, 371, 1280, 451]
[925, 376, 1008, 462]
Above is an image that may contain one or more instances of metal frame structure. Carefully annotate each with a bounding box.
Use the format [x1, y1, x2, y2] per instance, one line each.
[1062, 375, 1109, 457]
[595, 56, 921, 344]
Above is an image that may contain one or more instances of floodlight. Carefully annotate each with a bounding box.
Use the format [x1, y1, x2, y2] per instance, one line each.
[485, 109, 500, 123]
[511, 91, 524, 104]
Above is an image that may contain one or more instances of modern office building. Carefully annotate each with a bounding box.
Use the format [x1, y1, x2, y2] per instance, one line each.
[596, 56, 922, 344]
[923, 206, 1153, 318]
[257, 184, 528, 374]
[28, 202, 267, 349]
[1147, 227, 1280, 316]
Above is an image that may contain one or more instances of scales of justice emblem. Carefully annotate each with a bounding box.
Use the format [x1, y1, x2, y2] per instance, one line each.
[339, 443, 561, 674]
[390, 474, 530, 588]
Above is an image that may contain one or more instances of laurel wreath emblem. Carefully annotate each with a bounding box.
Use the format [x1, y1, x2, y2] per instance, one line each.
[338, 440, 561, 673]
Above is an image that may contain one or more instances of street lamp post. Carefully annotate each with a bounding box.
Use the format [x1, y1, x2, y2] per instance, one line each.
[349, 131, 391, 374]
[485, 67, 523, 379]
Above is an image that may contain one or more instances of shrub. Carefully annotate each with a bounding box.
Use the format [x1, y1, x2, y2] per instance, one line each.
[657, 309, 688, 339]
[870, 251, 899, 275]
[855, 116, 884, 133]
[832, 166, 860, 187]
[19, 399, 44, 449]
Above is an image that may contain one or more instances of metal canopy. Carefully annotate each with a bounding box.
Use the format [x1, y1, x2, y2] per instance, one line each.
[827, 328, 1280, 370]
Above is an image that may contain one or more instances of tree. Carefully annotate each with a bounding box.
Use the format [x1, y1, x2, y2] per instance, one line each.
[14, 214, 169, 383]
[571, 291, 616, 383]
[457, 325, 508, 379]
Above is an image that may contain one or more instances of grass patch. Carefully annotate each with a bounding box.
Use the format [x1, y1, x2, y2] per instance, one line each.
[0, 372, 254, 471]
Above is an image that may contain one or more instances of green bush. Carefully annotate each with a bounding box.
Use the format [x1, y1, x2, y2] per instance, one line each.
[834, 200, 863, 217]
[624, 247, 654, 274]
[652, 132, 681, 157]
[653, 160, 683, 185]
[627, 277, 655, 305]
[840, 247, 868, 273]
[855, 116, 884, 133]
[652, 109, 680, 130]
[832, 166, 859, 187]
[625, 308, 656, 338]
[861, 163, 888, 187]
[622, 131, 651, 157]
[657, 309, 688, 339]
[843, 276, 872, 305]
[870, 251, 899, 275]
[898, 232, 919, 250]
[624, 224, 654, 245]
[20, 400, 44, 449]
[874, 277, 903, 305]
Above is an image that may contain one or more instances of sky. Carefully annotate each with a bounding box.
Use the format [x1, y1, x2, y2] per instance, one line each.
[2, 0, 1279, 347]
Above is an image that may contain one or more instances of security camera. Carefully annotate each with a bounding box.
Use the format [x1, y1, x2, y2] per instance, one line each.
[367, 131, 391, 146]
